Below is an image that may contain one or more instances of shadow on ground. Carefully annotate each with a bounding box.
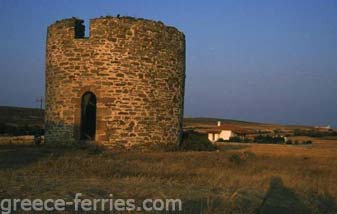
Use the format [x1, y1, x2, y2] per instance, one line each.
[0, 144, 60, 170]
[183, 177, 337, 213]
[257, 177, 309, 213]
[257, 177, 337, 213]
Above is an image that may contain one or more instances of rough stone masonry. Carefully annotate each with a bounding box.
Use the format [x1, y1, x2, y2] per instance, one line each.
[45, 16, 186, 150]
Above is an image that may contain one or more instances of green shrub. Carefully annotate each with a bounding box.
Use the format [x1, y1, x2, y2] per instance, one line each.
[229, 136, 242, 142]
[254, 135, 285, 144]
[180, 131, 217, 151]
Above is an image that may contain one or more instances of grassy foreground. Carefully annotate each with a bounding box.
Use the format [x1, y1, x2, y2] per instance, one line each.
[0, 139, 337, 213]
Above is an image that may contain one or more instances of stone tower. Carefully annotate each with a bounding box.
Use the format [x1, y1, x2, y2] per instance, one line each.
[45, 16, 185, 149]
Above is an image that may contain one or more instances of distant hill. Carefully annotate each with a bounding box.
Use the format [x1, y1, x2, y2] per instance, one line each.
[0, 106, 44, 127]
[184, 117, 314, 134]
[184, 117, 259, 125]
[0, 106, 316, 132]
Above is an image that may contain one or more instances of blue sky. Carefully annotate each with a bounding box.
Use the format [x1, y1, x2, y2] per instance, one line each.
[0, 0, 336, 127]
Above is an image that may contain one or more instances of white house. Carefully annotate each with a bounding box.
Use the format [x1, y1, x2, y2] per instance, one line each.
[208, 130, 236, 142]
[207, 121, 237, 142]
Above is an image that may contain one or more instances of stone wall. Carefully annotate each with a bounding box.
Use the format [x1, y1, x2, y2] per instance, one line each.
[0, 136, 44, 145]
[45, 16, 186, 150]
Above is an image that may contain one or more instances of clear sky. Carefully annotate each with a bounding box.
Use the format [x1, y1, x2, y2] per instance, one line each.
[0, 0, 336, 127]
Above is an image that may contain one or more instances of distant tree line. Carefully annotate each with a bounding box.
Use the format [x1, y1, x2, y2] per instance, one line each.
[218, 135, 313, 145]
[285, 139, 312, 145]
[217, 135, 285, 144]
[294, 129, 337, 138]
[253, 135, 285, 144]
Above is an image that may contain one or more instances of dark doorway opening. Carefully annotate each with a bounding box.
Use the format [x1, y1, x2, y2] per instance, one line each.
[80, 92, 96, 140]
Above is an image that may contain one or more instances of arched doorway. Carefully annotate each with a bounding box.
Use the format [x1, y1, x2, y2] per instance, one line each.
[80, 92, 96, 140]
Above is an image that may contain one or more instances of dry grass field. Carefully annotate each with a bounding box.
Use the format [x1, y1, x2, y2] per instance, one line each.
[0, 109, 336, 213]
[0, 138, 336, 213]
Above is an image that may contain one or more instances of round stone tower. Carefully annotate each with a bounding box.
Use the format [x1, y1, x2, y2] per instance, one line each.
[45, 16, 185, 149]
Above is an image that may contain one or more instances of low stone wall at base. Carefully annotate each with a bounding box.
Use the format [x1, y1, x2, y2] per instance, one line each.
[0, 136, 45, 145]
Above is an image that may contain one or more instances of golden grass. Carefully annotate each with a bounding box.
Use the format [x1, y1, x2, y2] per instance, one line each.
[0, 138, 336, 213]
